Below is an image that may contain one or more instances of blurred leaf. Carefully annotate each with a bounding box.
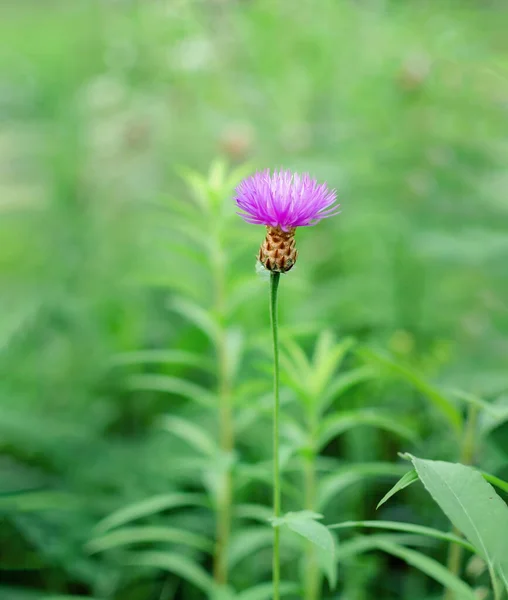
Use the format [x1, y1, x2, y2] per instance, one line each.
[127, 374, 215, 407]
[169, 297, 220, 346]
[374, 540, 477, 600]
[228, 527, 273, 570]
[309, 333, 355, 398]
[319, 367, 375, 414]
[409, 455, 508, 589]
[481, 472, 508, 495]
[86, 525, 213, 554]
[112, 349, 215, 374]
[376, 469, 419, 509]
[360, 349, 462, 433]
[273, 511, 336, 588]
[159, 415, 218, 456]
[94, 493, 208, 534]
[318, 463, 408, 511]
[317, 410, 417, 452]
[329, 520, 475, 552]
[236, 582, 300, 600]
[126, 550, 215, 594]
[235, 504, 273, 524]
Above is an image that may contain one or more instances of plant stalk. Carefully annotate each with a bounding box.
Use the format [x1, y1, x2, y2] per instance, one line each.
[270, 272, 281, 600]
[304, 451, 320, 600]
[212, 238, 234, 586]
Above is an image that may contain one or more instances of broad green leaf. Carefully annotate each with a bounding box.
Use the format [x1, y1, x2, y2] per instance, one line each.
[236, 582, 300, 600]
[317, 462, 408, 511]
[94, 493, 208, 534]
[376, 469, 419, 509]
[329, 520, 475, 552]
[127, 374, 215, 407]
[360, 349, 462, 433]
[86, 525, 213, 554]
[159, 415, 218, 456]
[317, 410, 417, 452]
[409, 455, 508, 589]
[126, 551, 215, 594]
[111, 349, 215, 374]
[374, 540, 477, 600]
[228, 527, 273, 569]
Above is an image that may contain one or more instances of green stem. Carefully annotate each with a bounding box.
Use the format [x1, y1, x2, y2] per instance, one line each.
[444, 404, 478, 600]
[304, 453, 319, 600]
[212, 237, 233, 586]
[270, 272, 281, 600]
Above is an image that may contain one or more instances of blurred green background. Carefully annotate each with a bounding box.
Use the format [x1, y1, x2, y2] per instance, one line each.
[1, 1, 507, 599]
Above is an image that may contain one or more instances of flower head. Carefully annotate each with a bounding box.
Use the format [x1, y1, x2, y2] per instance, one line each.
[235, 169, 339, 232]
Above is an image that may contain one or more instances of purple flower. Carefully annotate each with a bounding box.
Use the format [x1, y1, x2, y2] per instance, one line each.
[235, 169, 339, 232]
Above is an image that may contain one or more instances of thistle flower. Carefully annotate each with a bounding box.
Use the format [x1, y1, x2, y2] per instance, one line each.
[235, 169, 339, 272]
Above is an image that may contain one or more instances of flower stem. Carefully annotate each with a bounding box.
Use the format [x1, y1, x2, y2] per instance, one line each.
[270, 272, 281, 600]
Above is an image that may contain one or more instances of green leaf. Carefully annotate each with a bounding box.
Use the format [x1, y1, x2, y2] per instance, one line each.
[158, 415, 218, 456]
[86, 525, 213, 554]
[376, 469, 419, 509]
[127, 374, 215, 407]
[317, 462, 408, 511]
[126, 551, 215, 594]
[309, 333, 355, 398]
[93, 493, 208, 534]
[374, 540, 477, 600]
[111, 349, 215, 374]
[317, 411, 417, 452]
[274, 511, 336, 589]
[360, 348, 462, 433]
[234, 504, 273, 524]
[236, 582, 300, 600]
[409, 455, 508, 589]
[482, 472, 508, 495]
[329, 520, 475, 552]
[319, 367, 375, 415]
[169, 297, 220, 346]
[228, 527, 273, 569]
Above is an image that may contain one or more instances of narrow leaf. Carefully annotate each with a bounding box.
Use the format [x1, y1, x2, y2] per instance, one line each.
[86, 525, 213, 554]
[329, 520, 475, 552]
[111, 349, 215, 374]
[318, 411, 417, 452]
[360, 349, 462, 433]
[126, 551, 215, 594]
[318, 463, 408, 511]
[376, 469, 419, 509]
[375, 540, 477, 599]
[94, 493, 208, 534]
[127, 374, 215, 407]
[236, 582, 300, 600]
[169, 297, 221, 345]
[159, 415, 218, 456]
[228, 527, 273, 569]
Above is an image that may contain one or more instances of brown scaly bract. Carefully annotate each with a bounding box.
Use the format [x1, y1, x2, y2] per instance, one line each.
[258, 226, 298, 273]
